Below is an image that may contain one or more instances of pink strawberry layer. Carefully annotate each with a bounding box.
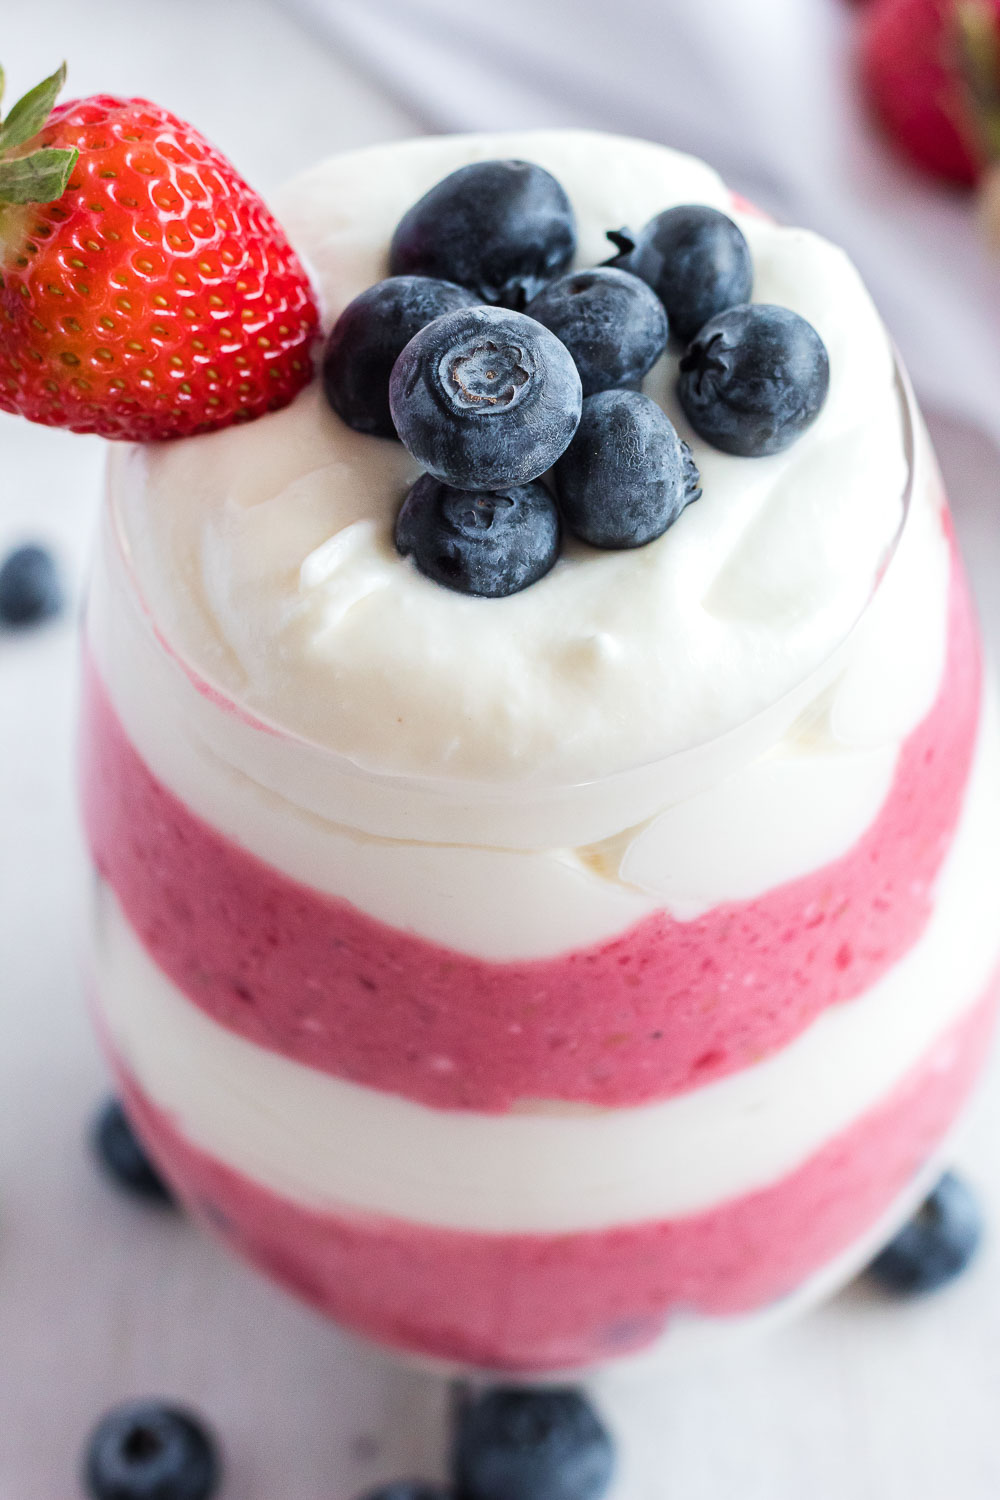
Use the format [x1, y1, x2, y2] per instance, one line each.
[82, 532, 981, 1113]
[111, 979, 998, 1373]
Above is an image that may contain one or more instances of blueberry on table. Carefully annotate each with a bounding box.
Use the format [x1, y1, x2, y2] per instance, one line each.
[453, 1387, 614, 1500]
[91, 1097, 174, 1206]
[83, 1400, 220, 1500]
[323, 276, 478, 438]
[627, 204, 753, 342]
[526, 267, 669, 396]
[868, 1172, 983, 1295]
[0, 543, 62, 627]
[555, 390, 701, 549]
[396, 474, 559, 597]
[389, 159, 576, 308]
[677, 303, 830, 456]
[389, 305, 582, 490]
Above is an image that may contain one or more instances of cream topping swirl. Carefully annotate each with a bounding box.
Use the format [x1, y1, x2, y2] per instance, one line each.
[110, 129, 907, 784]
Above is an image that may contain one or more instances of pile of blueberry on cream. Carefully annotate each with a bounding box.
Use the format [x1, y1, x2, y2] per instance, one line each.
[321, 159, 830, 598]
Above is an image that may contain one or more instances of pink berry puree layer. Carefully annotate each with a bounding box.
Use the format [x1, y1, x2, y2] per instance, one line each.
[81, 527, 980, 1113]
[110, 980, 997, 1372]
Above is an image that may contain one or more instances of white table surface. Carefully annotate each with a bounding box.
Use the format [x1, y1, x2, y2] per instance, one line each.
[3, 5, 1000, 1496]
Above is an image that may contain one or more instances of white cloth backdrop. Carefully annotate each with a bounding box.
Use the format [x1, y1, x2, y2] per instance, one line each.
[286, 0, 1000, 447]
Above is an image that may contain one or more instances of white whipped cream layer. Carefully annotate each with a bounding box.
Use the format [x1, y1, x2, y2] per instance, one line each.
[89, 132, 957, 955]
[89, 396, 949, 955]
[111, 129, 912, 786]
[93, 693, 1000, 1235]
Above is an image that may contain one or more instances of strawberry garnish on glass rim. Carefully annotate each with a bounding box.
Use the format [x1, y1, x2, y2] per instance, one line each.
[0, 62, 319, 440]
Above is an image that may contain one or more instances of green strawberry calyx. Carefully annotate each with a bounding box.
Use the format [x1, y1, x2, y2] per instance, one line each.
[955, 2, 1000, 166]
[0, 61, 78, 206]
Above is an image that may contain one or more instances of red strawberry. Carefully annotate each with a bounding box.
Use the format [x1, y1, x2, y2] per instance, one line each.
[859, 0, 1000, 185]
[0, 63, 319, 440]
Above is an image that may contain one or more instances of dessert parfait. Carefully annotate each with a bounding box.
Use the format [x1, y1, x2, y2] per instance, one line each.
[2, 75, 997, 1375]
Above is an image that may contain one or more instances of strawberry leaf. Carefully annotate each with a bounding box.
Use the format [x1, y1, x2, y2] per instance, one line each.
[0, 145, 78, 204]
[0, 63, 6, 113]
[0, 62, 67, 154]
[955, 2, 1000, 163]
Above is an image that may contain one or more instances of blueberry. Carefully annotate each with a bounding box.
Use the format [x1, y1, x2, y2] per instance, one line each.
[0, 543, 62, 627]
[91, 1098, 174, 1206]
[554, 390, 701, 549]
[627, 205, 753, 342]
[868, 1172, 983, 1295]
[389, 305, 582, 490]
[396, 474, 559, 597]
[389, 160, 576, 309]
[356, 1486, 450, 1500]
[677, 303, 830, 457]
[322, 277, 479, 438]
[525, 268, 668, 397]
[453, 1387, 614, 1500]
[83, 1400, 220, 1500]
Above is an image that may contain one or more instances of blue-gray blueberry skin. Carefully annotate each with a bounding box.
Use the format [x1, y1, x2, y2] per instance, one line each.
[356, 1487, 450, 1500]
[83, 1400, 220, 1500]
[868, 1172, 983, 1296]
[554, 390, 702, 550]
[626, 204, 753, 343]
[0, 543, 62, 627]
[322, 276, 478, 438]
[91, 1097, 175, 1205]
[389, 305, 582, 491]
[389, 159, 576, 309]
[395, 473, 560, 597]
[453, 1387, 615, 1500]
[677, 303, 830, 457]
[525, 267, 669, 396]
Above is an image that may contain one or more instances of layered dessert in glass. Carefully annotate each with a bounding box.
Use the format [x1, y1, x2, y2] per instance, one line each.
[80, 130, 1000, 1374]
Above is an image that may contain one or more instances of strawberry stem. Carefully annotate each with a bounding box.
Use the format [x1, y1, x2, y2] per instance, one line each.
[0, 59, 77, 207]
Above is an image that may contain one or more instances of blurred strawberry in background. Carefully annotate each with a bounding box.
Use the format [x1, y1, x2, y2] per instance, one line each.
[859, 0, 1000, 186]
